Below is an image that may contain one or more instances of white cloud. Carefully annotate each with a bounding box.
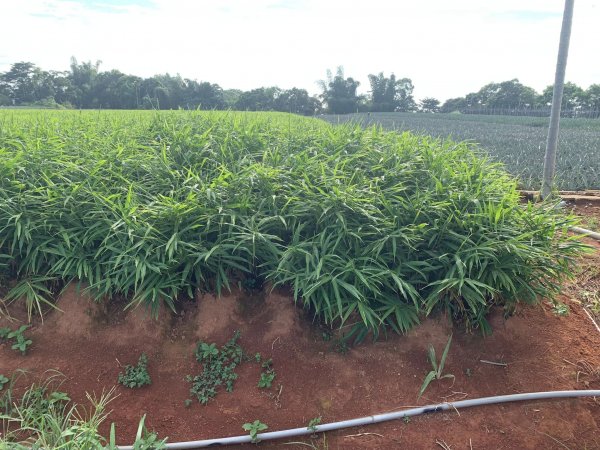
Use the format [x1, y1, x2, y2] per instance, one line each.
[1, 0, 598, 101]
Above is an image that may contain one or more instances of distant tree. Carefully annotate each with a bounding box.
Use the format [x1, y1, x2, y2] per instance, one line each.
[0, 91, 10, 106]
[418, 97, 440, 113]
[138, 77, 161, 109]
[464, 92, 481, 108]
[368, 72, 396, 112]
[273, 88, 321, 115]
[585, 84, 600, 111]
[93, 70, 141, 109]
[440, 97, 466, 113]
[0, 63, 75, 106]
[367, 72, 416, 112]
[478, 79, 538, 108]
[234, 87, 280, 111]
[318, 67, 362, 114]
[394, 78, 416, 112]
[0, 62, 39, 104]
[472, 79, 538, 108]
[439, 80, 541, 113]
[0, 68, 10, 104]
[46, 70, 76, 105]
[138, 73, 186, 109]
[223, 89, 242, 108]
[541, 81, 585, 110]
[69, 57, 102, 108]
[184, 80, 225, 110]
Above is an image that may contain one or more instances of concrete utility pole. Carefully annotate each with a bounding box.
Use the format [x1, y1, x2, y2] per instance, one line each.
[541, 0, 575, 200]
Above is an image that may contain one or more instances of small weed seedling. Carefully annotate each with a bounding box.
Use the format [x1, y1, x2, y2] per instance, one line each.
[0, 374, 8, 390]
[48, 391, 71, 403]
[403, 415, 411, 424]
[1, 325, 33, 355]
[188, 331, 243, 404]
[258, 358, 276, 389]
[20, 384, 71, 417]
[321, 330, 332, 342]
[283, 435, 329, 449]
[334, 339, 349, 355]
[197, 342, 218, 359]
[581, 290, 600, 314]
[307, 416, 322, 432]
[107, 414, 167, 450]
[418, 334, 455, 398]
[243, 420, 268, 443]
[131, 414, 166, 449]
[118, 353, 151, 388]
[258, 372, 275, 388]
[0, 372, 18, 413]
[552, 302, 570, 316]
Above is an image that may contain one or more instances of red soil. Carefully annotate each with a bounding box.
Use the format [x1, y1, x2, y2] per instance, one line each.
[1, 204, 599, 449]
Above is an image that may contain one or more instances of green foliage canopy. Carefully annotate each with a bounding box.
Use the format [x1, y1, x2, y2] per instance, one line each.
[0, 110, 585, 337]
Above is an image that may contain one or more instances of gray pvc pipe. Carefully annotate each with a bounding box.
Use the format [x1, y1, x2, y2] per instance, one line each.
[118, 390, 600, 449]
[570, 226, 600, 241]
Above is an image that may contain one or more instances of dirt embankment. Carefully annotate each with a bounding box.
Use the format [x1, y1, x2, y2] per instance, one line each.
[1, 277, 599, 449]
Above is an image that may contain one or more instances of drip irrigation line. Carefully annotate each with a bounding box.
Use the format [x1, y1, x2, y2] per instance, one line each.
[583, 307, 600, 335]
[117, 390, 600, 449]
[570, 226, 600, 241]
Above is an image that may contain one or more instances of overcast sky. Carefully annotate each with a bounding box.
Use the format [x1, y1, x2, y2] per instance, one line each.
[1, 0, 599, 102]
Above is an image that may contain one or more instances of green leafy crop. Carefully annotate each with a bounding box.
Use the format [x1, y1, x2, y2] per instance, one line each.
[307, 416, 322, 432]
[242, 420, 268, 443]
[188, 331, 243, 404]
[0, 374, 8, 391]
[0, 325, 32, 355]
[0, 111, 586, 339]
[118, 354, 151, 389]
[257, 358, 276, 389]
[418, 334, 455, 398]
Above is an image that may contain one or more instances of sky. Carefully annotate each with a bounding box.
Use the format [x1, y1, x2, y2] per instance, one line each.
[1, 0, 599, 102]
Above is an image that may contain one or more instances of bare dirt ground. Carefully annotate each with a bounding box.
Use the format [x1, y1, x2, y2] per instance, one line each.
[1, 202, 599, 450]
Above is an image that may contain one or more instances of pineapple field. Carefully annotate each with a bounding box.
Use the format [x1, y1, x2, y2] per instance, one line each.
[322, 112, 600, 191]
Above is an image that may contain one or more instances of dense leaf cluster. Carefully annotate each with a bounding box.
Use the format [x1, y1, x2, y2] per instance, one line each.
[118, 353, 151, 389]
[0, 110, 585, 336]
[188, 331, 244, 404]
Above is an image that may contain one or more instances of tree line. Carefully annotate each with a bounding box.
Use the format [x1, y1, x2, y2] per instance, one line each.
[0, 60, 423, 114]
[1, 59, 598, 116]
[441, 79, 600, 116]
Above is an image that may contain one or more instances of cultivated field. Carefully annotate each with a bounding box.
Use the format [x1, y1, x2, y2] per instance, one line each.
[322, 112, 600, 191]
[0, 110, 598, 449]
[0, 109, 580, 334]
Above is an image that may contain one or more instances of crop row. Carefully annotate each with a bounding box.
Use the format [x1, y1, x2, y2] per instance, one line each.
[0, 110, 584, 337]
